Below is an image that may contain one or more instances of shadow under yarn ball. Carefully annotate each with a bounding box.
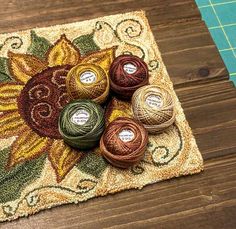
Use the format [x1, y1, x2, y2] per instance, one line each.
[109, 55, 149, 99]
[132, 85, 176, 134]
[100, 117, 148, 168]
[59, 100, 105, 150]
[66, 63, 109, 104]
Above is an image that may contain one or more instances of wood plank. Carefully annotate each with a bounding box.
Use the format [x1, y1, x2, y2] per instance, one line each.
[157, 21, 229, 85]
[2, 154, 236, 229]
[0, 0, 200, 33]
[154, 17, 229, 85]
[176, 81, 236, 160]
[176, 81, 236, 108]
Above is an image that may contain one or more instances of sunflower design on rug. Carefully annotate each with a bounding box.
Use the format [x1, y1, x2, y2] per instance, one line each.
[0, 11, 203, 222]
[0, 32, 115, 183]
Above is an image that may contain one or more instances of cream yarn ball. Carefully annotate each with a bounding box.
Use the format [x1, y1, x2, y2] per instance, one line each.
[132, 85, 176, 133]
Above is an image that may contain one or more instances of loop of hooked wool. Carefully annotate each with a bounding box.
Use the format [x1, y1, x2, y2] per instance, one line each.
[59, 99, 105, 150]
[109, 55, 149, 99]
[100, 117, 148, 168]
[66, 63, 109, 104]
[132, 85, 176, 134]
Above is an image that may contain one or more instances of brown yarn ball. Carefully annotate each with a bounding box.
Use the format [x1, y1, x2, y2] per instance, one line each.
[100, 117, 148, 168]
[132, 85, 176, 134]
[109, 55, 149, 99]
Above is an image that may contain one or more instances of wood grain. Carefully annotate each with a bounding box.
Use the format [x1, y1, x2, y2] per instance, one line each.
[0, 0, 235, 228]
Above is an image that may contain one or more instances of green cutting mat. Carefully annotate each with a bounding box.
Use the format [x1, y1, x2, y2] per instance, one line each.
[196, 0, 236, 86]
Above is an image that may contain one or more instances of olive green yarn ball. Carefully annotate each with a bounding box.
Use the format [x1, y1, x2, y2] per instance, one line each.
[58, 100, 105, 150]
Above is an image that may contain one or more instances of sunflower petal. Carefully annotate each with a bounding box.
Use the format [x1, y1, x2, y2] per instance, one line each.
[0, 111, 25, 138]
[48, 140, 84, 182]
[0, 83, 23, 111]
[7, 126, 51, 168]
[47, 34, 81, 67]
[105, 97, 132, 125]
[81, 46, 116, 73]
[8, 52, 47, 84]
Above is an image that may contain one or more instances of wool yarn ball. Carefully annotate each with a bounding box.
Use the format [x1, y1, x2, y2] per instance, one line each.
[109, 55, 149, 99]
[66, 63, 109, 104]
[59, 100, 105, 150]
[132, 85, 176, 134]
[100, 117, 148, 168]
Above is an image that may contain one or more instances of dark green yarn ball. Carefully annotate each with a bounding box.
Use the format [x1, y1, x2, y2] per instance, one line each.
[58, 100, 105, 150]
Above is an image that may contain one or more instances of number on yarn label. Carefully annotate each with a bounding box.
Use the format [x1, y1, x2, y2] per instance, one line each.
[146, 94, 163, 109]
[123, 63, 137, 74]
[119, 129, 135, 142]
[80, 71, 96, 84]
[71, 109, 90, 125]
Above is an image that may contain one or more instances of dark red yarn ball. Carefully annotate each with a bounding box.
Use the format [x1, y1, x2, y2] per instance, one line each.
[109, 55, 149, 99]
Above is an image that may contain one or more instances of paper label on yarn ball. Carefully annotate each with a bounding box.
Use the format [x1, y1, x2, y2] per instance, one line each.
[146, 94, 163, 109]
[123, 63, 137, 74]
[80, 71, 97, 84]
[71, 109, 90, 125]
[118, 129, 135, 142]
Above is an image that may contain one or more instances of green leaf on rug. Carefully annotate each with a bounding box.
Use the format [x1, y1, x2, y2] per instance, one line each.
[0, 57, 12, 82]
[0, 148, 46, 203]
[27, 30, 52, 60]
[73, 33, 100, 56]
[76, 152, 107, 178]
[131, 165, 144, 175]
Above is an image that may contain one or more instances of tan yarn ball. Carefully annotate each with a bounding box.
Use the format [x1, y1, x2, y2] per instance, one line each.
[132, 85, 176, 133]
[66, 63, 109, 104]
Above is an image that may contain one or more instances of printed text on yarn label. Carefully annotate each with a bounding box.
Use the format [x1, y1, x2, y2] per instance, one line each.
[71, 109, 90, 125]
[119, 129, 135, 142]
[80, 71, 96, 84]
[146, 94, 163, 108]
[123, 63, 137, 74]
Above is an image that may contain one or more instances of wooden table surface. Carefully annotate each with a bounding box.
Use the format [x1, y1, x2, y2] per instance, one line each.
[1, 0, 236, 228]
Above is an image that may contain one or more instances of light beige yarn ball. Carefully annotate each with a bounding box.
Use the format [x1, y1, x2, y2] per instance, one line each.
[131, 85, 176, 134]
